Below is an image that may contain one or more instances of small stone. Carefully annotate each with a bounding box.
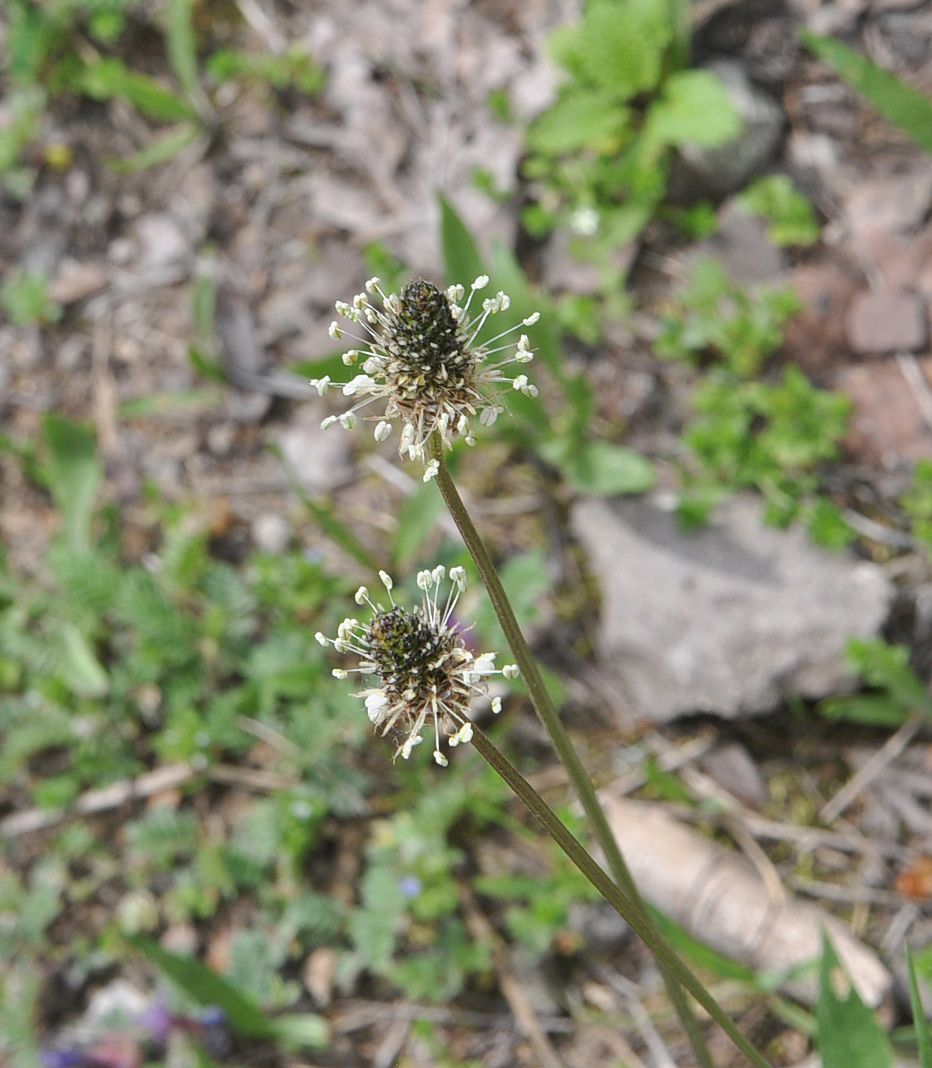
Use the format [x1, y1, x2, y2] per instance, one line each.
[676, 62, 783, 197]
[697, 199, 787, 285]
[55, 335, 89, 371]
[784, 257, 859, 373]
[572, 495, 893, 722]
[701, 741, 768, 808]
[251, 513, 291, 554]
[303, 947, 336, 1007]
[135, 214, 190, 268]
[835, 358, 932, 466]
[205, 422, 236, 456]
[161, 923, 198, 956]
[50, 259, 107, 304]
[845, 289, 928, 355]
[844, 170, 932, 236]
[278, 410, 352, 494]
[108, 237, 135, 266]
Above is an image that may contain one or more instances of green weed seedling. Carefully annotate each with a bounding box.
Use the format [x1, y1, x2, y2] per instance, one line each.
[474, 813, 600, 960]
[522, 0, 740, 298]
[822, 638, 932, 727]
[3, 0, 324, 176]
[902, 459, 932, 552]
[345, 771, 500, 1001]
[0, 269, 62, 327]
[738, 175, 821, 248]
[656, 260, 851, 540]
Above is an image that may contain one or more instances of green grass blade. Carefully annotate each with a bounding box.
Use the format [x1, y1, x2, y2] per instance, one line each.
[124, 934, 275, 1038]
[165, 0, 201, 106]
[439, 192, 485, 285]
[801, 32, 932, 153]
[41, 415, 101, 551]
[907, 947, 932, 1067]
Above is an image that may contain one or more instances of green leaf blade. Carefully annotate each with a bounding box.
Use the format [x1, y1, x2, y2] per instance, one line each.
[817, 934, 894, 1068]
[41, 415, 101, 551]
[439, 193, 485, 286]
[125, 935, 275, 1040]
[541, 440, 656, 496]
[802, 32, 932, 153]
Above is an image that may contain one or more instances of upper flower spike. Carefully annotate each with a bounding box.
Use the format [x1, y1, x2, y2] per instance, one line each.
[316, 565, 517, 766]
[311, 276, 540, 464]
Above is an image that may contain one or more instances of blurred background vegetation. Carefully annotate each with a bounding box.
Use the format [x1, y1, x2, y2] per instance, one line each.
[2, 0, 932, 1065]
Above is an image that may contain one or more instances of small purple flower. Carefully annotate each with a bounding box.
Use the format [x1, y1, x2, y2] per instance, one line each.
[41, 1051, 88, 1068]
[199, 1007, 230, 1057]
[399, 874, 422, 899]
[138, 997, 172, 1046]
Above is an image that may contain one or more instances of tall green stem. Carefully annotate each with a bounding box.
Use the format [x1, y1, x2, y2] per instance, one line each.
[470, 724, 770, 1068]
[431, 441, 763, 1068]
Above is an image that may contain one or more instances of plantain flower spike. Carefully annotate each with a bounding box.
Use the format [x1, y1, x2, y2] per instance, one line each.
[315, 567, 516, 766]
[311, 276, 539, 465]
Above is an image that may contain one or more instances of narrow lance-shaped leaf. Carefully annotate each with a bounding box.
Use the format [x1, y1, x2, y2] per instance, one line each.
[801, 32, 932, 153]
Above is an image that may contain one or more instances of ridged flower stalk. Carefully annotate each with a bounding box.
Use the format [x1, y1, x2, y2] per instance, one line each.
[469, 721, 771, 1068]
[430, 439, 755, 1068]
[315, 275, 769, 1067]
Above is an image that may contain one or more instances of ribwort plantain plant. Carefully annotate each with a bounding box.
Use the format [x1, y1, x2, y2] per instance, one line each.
[314, 275, 771, 1068]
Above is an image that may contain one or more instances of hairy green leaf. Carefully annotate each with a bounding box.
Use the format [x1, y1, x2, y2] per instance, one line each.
[527, 89, 629, 154]
[541, 439, 656, 496]
[644, 70, 741, 149]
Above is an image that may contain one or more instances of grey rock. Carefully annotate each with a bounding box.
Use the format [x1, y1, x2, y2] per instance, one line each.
[277, 409, 353, 494]
[844, 169, 932, 236]
[251, 513, 292, 554]
[692, 199, 787, 285]
[701, 741, 769, 808]
[134, 214, 190, 269]
[845, 289, 929, 355]
[572, 495, 894, 722]
[678, 62, 784, 197]
[568, 901, 629, 953]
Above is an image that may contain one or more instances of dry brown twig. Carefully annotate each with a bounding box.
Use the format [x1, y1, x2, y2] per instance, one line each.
[820, 714, 926, 823]
[457, 879, 565, 1068]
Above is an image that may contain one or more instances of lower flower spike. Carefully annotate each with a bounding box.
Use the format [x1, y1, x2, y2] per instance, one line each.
[317, 566, 517, 765]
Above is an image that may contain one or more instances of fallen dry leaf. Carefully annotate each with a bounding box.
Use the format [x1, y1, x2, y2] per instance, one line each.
[895, 857, 932, 899]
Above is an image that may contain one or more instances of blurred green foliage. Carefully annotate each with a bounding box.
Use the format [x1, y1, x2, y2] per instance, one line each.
[2, 0, 324, 181]
[738, 176, 821, 248]
[657, 259, 851, 539]
[522, 0, 740, 301]
[902, 459, 932, 551]
[0, 269, 62, 326]
[802, 32, 932, 154]
[0, 417, 605, 1054]
[822, 638, 932, 727]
